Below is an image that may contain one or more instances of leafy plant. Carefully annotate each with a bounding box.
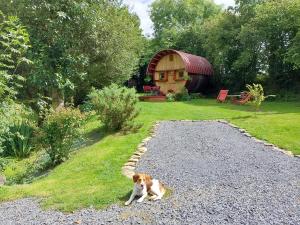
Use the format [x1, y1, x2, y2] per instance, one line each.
[0, 157, 9, 172]
[246, 83, 265, 112]
[0, 102, 35, 155]
[0, 12, 31, 102]
[190, 93, 203, 99]
[3, 151, 51, 184]
[144, 74, 152, 83]
[41, 108, 85, 166]
[89, 84, 140, 132]
[3, 121, 34, 158]
[166, 92, 176, 102]
[175, 87, 191, 101]
[1, 2, 143, 107]
[183, 74, 191, 81]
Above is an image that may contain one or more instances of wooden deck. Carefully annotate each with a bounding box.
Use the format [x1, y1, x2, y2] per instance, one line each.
[139, 95, 166, 102]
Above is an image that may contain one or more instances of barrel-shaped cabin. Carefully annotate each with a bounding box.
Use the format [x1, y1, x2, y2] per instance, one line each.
[147, 49, 213, 94]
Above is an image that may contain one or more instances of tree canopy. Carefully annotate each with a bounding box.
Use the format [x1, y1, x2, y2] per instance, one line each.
[0, 0, 144, 106]
[148, 0, 300, 93]
[0, 11, 31, 102]
[0, 0, 299, 103]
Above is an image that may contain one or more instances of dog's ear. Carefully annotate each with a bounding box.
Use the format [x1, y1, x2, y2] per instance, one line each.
[132, 174, 139, 183]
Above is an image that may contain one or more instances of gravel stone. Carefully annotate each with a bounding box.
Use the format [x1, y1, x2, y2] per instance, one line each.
[0, 121, 299, 225]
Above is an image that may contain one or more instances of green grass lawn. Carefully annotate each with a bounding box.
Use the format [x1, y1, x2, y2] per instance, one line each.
[0, 99, 299, 211]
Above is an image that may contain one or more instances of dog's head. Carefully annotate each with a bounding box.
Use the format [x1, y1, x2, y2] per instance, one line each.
[132, 173, 152, 190]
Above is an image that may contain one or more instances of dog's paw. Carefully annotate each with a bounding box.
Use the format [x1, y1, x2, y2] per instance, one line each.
[137, 199, 144, 203]
[152, 196, 162, 201]
[125, 201, 130, 206]
[149, 195, 157, 200]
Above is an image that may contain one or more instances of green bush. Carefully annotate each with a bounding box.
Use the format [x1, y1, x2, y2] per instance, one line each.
[3, 151, 51, 184]
[0, 157, 9, 172]
[0, 102, 36, 156]
[166, 92, 176, 102]
[175, 87, 191, 101]
[246, 83, 265, 111]
[41, 108, 85, 166]
[190, 93, 204, 99]
[79, 101, 94, 113]
[88, 84, 140, 132]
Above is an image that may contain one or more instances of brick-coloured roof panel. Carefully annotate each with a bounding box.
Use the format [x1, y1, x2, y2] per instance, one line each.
[147, 49, 213, 76]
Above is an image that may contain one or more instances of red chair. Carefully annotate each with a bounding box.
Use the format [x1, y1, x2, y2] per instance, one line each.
[217, 90, 229, 103]
[232, 92, 252, 105]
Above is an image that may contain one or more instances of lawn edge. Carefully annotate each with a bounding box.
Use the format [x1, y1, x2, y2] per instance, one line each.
[122, 121, 160, 178]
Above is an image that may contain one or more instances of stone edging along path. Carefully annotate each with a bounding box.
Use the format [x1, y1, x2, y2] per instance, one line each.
[121, 119, 299, 178]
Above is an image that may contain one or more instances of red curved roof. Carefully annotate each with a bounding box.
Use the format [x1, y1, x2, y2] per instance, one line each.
[147, 49, 213, 76]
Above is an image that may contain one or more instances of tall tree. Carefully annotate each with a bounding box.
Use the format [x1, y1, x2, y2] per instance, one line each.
[150, 0, 220, 53]
[1, 0, 143, 107]
[239, 0, 300, 91]
[202, 12, 245, 90]
[0, 11, 31, 101]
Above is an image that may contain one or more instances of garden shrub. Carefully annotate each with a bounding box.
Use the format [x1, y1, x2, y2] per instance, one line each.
[88, 84, 140, 132]
[246, 83, 265, 111]
[190, 93, 204, 99]
[0, 157, 9, 172]
[166, 92, 176, 102]
[41, 107, 85, 166]
[175, 87, 191, 101]
[3, 151, 51, 184]
[3, 121, 35, 158]
[0, 102, 36, 157]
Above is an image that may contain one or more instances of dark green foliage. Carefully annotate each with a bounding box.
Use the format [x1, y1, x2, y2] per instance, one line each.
[150, 0, 300, 96]
[41, 108, 85, 166]
[89, 84, 140, 132]
[79, 101, 94, 113]
[190, 93, 204, 99]
[175, 88, 191, 101]
[238, 0, 300, 91]
[150, 0, 220, 50]
[1, 1, 143, 106]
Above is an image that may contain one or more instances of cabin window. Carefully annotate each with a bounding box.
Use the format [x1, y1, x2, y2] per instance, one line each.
[169, 55, 174, 61]
[159, 72, 166, 80]
[179, 71, 184, 79]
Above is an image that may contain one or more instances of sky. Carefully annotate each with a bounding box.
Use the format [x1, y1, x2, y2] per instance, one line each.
[123, 0, 235, 36]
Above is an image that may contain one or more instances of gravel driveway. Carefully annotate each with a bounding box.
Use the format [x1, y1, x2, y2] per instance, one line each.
[0, 121, 299, 225]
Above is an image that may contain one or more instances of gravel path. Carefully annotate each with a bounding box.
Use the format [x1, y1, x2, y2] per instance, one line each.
[1, 121, 299, 225]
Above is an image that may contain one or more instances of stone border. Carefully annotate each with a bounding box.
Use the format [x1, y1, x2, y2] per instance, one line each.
[215, 119, 299, 158]
[122, 121, 160, 178]
[122, 120, 299, 178]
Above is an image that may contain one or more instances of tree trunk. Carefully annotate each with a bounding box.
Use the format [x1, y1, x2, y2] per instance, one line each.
[51, 88, 64, 110]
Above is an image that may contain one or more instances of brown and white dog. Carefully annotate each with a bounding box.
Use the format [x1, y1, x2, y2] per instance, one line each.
[125, 173, 165, 205]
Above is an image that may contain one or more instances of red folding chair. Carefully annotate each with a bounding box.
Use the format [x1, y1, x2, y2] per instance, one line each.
[217, 90, 229, 103]
[232, 92, 252, 105]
